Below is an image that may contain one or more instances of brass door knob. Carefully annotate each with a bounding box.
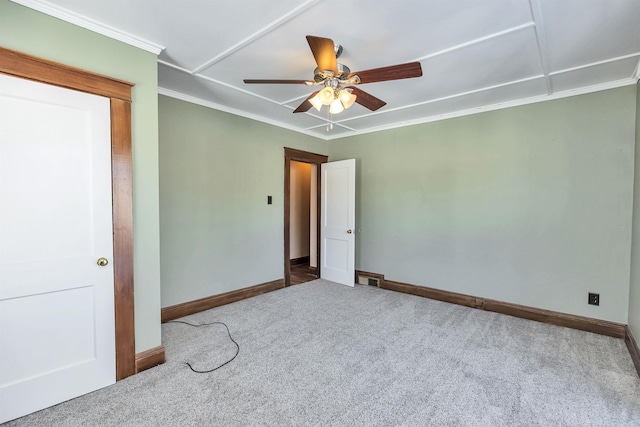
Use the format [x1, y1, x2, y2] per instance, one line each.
[97, 257, 109, 267]
[347, 229, 353, 234]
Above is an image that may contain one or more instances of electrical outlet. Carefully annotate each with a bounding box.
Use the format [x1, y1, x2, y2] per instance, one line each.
[588, 292, 600, 306]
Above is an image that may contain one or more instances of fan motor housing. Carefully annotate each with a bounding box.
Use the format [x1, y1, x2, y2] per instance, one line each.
[314, 63, 351, 82]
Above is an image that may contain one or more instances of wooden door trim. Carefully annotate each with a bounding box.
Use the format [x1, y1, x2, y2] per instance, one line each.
[284, 148, 328, 287]
[0, 47, 136, 380]
[0, 47, 132, 101]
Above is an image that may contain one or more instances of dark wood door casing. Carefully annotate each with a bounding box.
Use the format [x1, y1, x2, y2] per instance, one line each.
[284, 147, 328, 287]
[0, 47, 136, 380]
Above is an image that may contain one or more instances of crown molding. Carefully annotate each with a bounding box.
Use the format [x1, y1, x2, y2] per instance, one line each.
[158, 87, 328, 140]
[10, 0, 164, 55]
[160, 75, 636, 142]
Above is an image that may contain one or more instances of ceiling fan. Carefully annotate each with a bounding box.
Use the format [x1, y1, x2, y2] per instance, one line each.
[244, 35, 423, 114]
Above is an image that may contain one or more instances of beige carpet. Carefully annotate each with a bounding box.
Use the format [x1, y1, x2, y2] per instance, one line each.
[6, 279, 640, 426]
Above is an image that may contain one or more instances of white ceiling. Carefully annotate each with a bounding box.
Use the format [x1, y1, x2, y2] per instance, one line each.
[14, 0, 640, 140]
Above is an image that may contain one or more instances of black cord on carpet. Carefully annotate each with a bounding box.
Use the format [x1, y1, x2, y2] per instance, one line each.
[166, 320, 239, 373]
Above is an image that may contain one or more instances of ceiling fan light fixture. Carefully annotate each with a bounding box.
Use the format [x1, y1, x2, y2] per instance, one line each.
[338, 89, 356, 109]
[319, 86, 335, 105]
[329, 98, 344, 114]
[245, 35, 424, 116]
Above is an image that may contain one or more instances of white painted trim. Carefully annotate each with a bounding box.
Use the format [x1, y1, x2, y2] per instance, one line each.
[306, 121, 357, 132]
[160, 76, 635, 141]
[157, 59, 193, 74]
[632, 58, 640, 80]
[528, 0, 552, 94]
[281, 93, 313, 106]
[331, 75, 546, 126]
[10, 0, 164, 55]
[413, 22, 534, 62]
[305, 123, 355, 136]
[158, 87, 326, 140]
[285, 108, 356, 130]
[549, 52, 640, 76]
[192, 0, 320, 74]
[326, 54, 639, 131]
[195, 73, 285, 106]
[323, 78, 637, 140]
[159, 60, 308, 112]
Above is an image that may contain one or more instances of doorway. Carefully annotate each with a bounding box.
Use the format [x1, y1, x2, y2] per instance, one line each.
[284, 148, 328, 286]
[289, 160, 315, 285]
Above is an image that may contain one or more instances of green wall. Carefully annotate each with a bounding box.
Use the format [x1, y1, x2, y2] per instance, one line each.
[159, 85, 638, 325]
[158, 95, 326, 306]
[630, 82, 640, 336]
[0, 1, 162, 352]
[328, 86, 637, 324]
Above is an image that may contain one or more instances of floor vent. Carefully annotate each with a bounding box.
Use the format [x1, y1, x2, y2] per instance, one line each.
[356, 273, 381, 287]
[355, 270, 385, 288]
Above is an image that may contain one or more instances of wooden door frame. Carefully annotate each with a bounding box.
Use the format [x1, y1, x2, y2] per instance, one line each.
[0, 47, 136, 380]
[284, 148, 328, 287]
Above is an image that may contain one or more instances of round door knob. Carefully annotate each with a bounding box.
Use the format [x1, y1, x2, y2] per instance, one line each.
[347, 229, 353, 234]
[97, 257, 109, 267]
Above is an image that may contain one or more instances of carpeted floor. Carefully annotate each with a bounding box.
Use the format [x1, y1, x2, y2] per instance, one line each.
[5, 279, 640, 426]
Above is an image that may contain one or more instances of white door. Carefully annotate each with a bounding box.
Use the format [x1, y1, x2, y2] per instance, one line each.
[320, 159, 355, 286]
[0, 74, 115, 423]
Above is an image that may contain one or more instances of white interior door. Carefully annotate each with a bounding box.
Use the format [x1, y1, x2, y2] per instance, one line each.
[0, 74, 115, 423]
[321, 159, 355, 286]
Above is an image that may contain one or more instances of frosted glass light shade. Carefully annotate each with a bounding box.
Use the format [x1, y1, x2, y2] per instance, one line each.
[318, 87, 335, 105]
[329, 98, 344, 114]
[338, 90, 356, 109]
[309, 94, 323, 111]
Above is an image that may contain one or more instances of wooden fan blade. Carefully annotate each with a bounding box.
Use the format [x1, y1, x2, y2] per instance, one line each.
[348, 62, 423, 84]
[306, 35, 338, 75]
[293, 90, 320, 113]
[348, 87, 387, 111]
[244, 79, 309, 84]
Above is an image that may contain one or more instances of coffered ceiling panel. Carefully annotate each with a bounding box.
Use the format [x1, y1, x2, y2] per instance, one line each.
[387, 27, 544, 105]
[14, 0, 640, 140]
[337, 78, 549, 132]
[540, 0, 640, 71]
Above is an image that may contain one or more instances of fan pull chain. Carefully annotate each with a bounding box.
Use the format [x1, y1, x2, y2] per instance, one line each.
[326, 111, 333, 131]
